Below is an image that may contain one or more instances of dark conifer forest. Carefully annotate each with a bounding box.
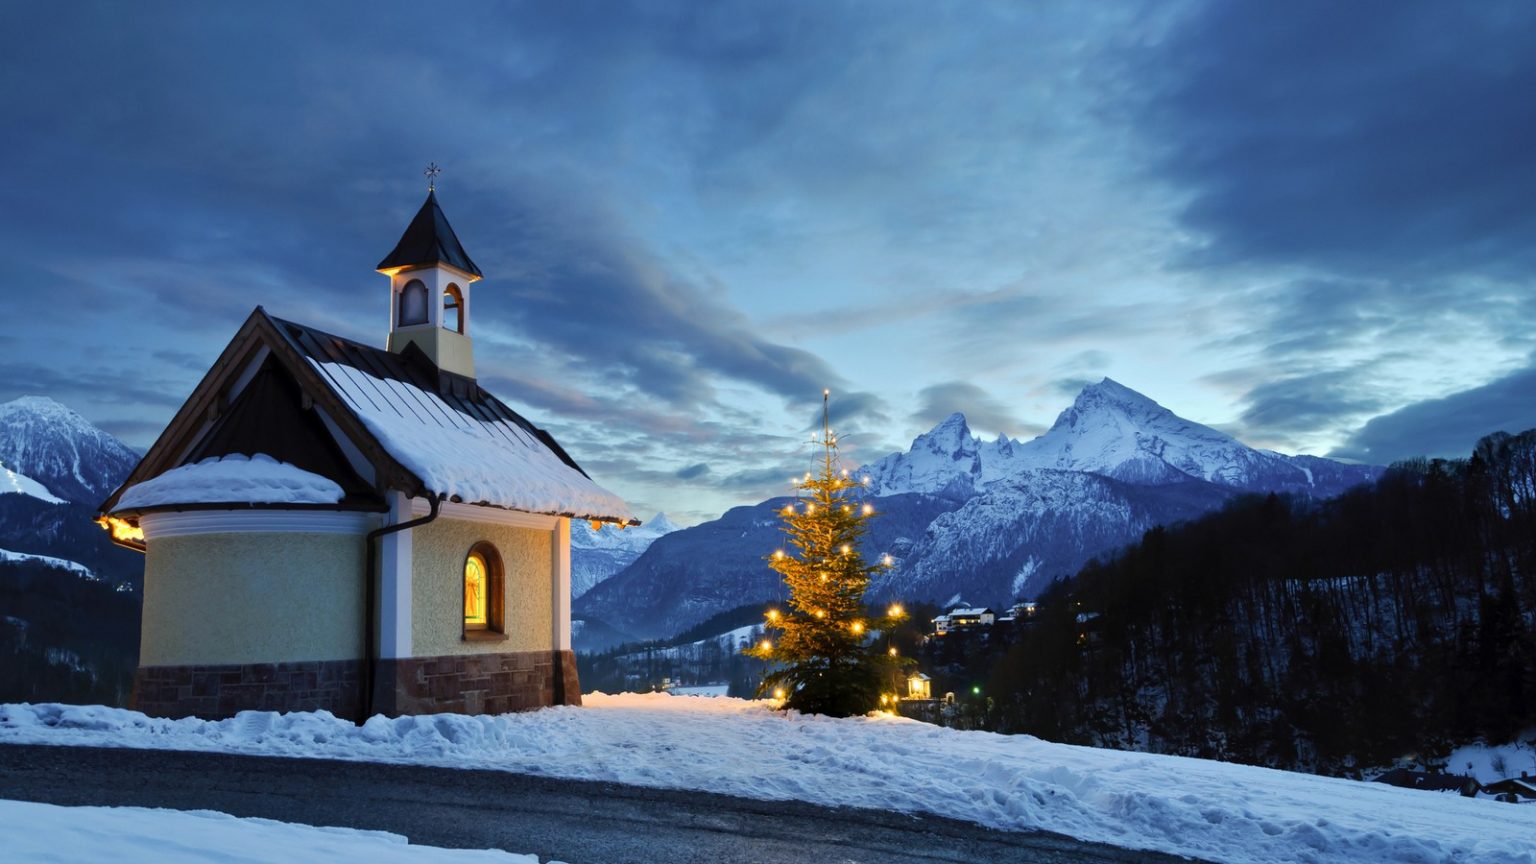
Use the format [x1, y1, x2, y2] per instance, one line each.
[0, 562, 139, 706]
[986, 429, 1536, 774]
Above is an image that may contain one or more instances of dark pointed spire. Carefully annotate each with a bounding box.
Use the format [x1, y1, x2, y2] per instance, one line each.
[376, 190, 483, 278]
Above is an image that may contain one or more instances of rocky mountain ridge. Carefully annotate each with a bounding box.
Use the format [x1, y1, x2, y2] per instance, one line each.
[575, 379, 1381, 646]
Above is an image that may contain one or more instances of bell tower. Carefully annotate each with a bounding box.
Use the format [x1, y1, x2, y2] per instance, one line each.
[378, 175, 483, 379]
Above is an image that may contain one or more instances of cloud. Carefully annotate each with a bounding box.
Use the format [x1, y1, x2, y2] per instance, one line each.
[467, 183, 846, 412]
[1049, 378, 1099, 399]
[1329, 361, 1536, 463]
[9, 1, 1536, 526]
[675, 463, 711, 480]
[152, 350, 212, 372]
[1141, 1, 1536, 279]
[911, 381, 1036, 439]
[1237, 370, 1387, 441]
[804, 390, 891, 433]
[0, 362, 186, 412]
[1208, 275, 1536, 451]
[93, 420, 162, 447]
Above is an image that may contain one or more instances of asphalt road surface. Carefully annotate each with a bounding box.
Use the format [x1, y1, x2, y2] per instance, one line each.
[0, 743, 1197, 863]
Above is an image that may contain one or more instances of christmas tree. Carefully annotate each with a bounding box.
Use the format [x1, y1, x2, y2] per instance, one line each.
[748, 391, 910, 717]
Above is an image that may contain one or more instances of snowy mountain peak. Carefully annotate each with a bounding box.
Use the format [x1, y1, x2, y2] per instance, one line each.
[917, 413, 974, 455]
[0, 396, 140, 505]
[1071, 378, 1169, 417]
[859, 413, 987, 497]
[1, 396, 89, 425]
[934, 411, 969, 430]
[862, 379, 1378, 498]
[646, 512, 682, 534]
[569, 509, 685, 599]
[1023, 380, 1258, 484]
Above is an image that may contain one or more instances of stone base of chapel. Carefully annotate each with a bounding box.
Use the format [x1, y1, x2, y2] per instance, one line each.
[131, 659, 364, 721]
[372, 649, 582, 717]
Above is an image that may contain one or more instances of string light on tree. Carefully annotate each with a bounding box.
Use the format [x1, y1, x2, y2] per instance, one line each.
[746, 389, 912, 717]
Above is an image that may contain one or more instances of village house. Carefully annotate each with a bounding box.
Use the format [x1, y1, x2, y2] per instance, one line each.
[1481, 776, 1536, 803]
[98, 188, 635, 722]
[1003, 600, 1039, 621]
[1372, 769, 1479, 797]
[932, 606, 995, 635]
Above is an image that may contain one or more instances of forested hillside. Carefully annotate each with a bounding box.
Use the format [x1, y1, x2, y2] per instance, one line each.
[988, 429, 1536, 774]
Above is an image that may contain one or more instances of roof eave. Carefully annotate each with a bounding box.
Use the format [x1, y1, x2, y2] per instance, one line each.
[109, 500, 391, 519]
[375, 261, 483, 283]
[446, 497, 640, 527]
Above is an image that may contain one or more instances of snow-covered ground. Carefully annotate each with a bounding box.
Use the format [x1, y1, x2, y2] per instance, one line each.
[1447, 735, 1536, 784]
[2, 694, 1532, 864]
[0, 799, 545, 863]
[0, 546, 95, 579]
[0, 462, 63, 503]
[668, 684, 729, 697]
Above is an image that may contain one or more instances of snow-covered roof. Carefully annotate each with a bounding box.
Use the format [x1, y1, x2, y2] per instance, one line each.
[100, 308, 635, 525]
[948, 607, 993, 617]
[117, 454, 344, 509]
[312, 359, 633, 522]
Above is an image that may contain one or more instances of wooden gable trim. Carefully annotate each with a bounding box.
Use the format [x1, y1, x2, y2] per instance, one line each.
[253, 309, 422, 497]
[99, 310, 268, 514]
[99, 307, 424, 516]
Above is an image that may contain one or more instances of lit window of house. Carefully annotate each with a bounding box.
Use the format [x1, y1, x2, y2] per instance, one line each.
[464, 551, 488, 628]
[463, 543, 502, 633]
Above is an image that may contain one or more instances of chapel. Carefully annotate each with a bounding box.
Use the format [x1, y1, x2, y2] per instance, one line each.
[98, 186, 635, 721]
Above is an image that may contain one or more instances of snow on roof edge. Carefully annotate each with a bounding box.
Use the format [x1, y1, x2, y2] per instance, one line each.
[114, 454, 345, 511]
[310, 359, 635, 524]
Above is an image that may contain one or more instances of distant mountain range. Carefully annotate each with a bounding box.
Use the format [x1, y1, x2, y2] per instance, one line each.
[574, 379, 1381, 647]
[863, 379, 1374, 499]
[0, 396, 145, 704]
[570, 513, 681, 598]
[0, 396, 140, 507]
[0, 396, 143, 586]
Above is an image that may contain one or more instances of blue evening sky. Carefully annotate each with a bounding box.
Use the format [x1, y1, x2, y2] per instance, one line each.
[3, 1, 1534, 523]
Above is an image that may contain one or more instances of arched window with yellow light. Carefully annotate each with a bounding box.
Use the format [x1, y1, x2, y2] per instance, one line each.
[463, 542, 504, 635]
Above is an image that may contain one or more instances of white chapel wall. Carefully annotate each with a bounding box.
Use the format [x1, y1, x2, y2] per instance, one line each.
[140, 531, 365, 667]
[410, 515, 554, 657]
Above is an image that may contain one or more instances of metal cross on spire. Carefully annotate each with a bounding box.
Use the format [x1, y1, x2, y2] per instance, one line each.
[424, 162, 442, 191]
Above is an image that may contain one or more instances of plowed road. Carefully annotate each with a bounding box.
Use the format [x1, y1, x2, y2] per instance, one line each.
[0, 743, 1196, 863]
